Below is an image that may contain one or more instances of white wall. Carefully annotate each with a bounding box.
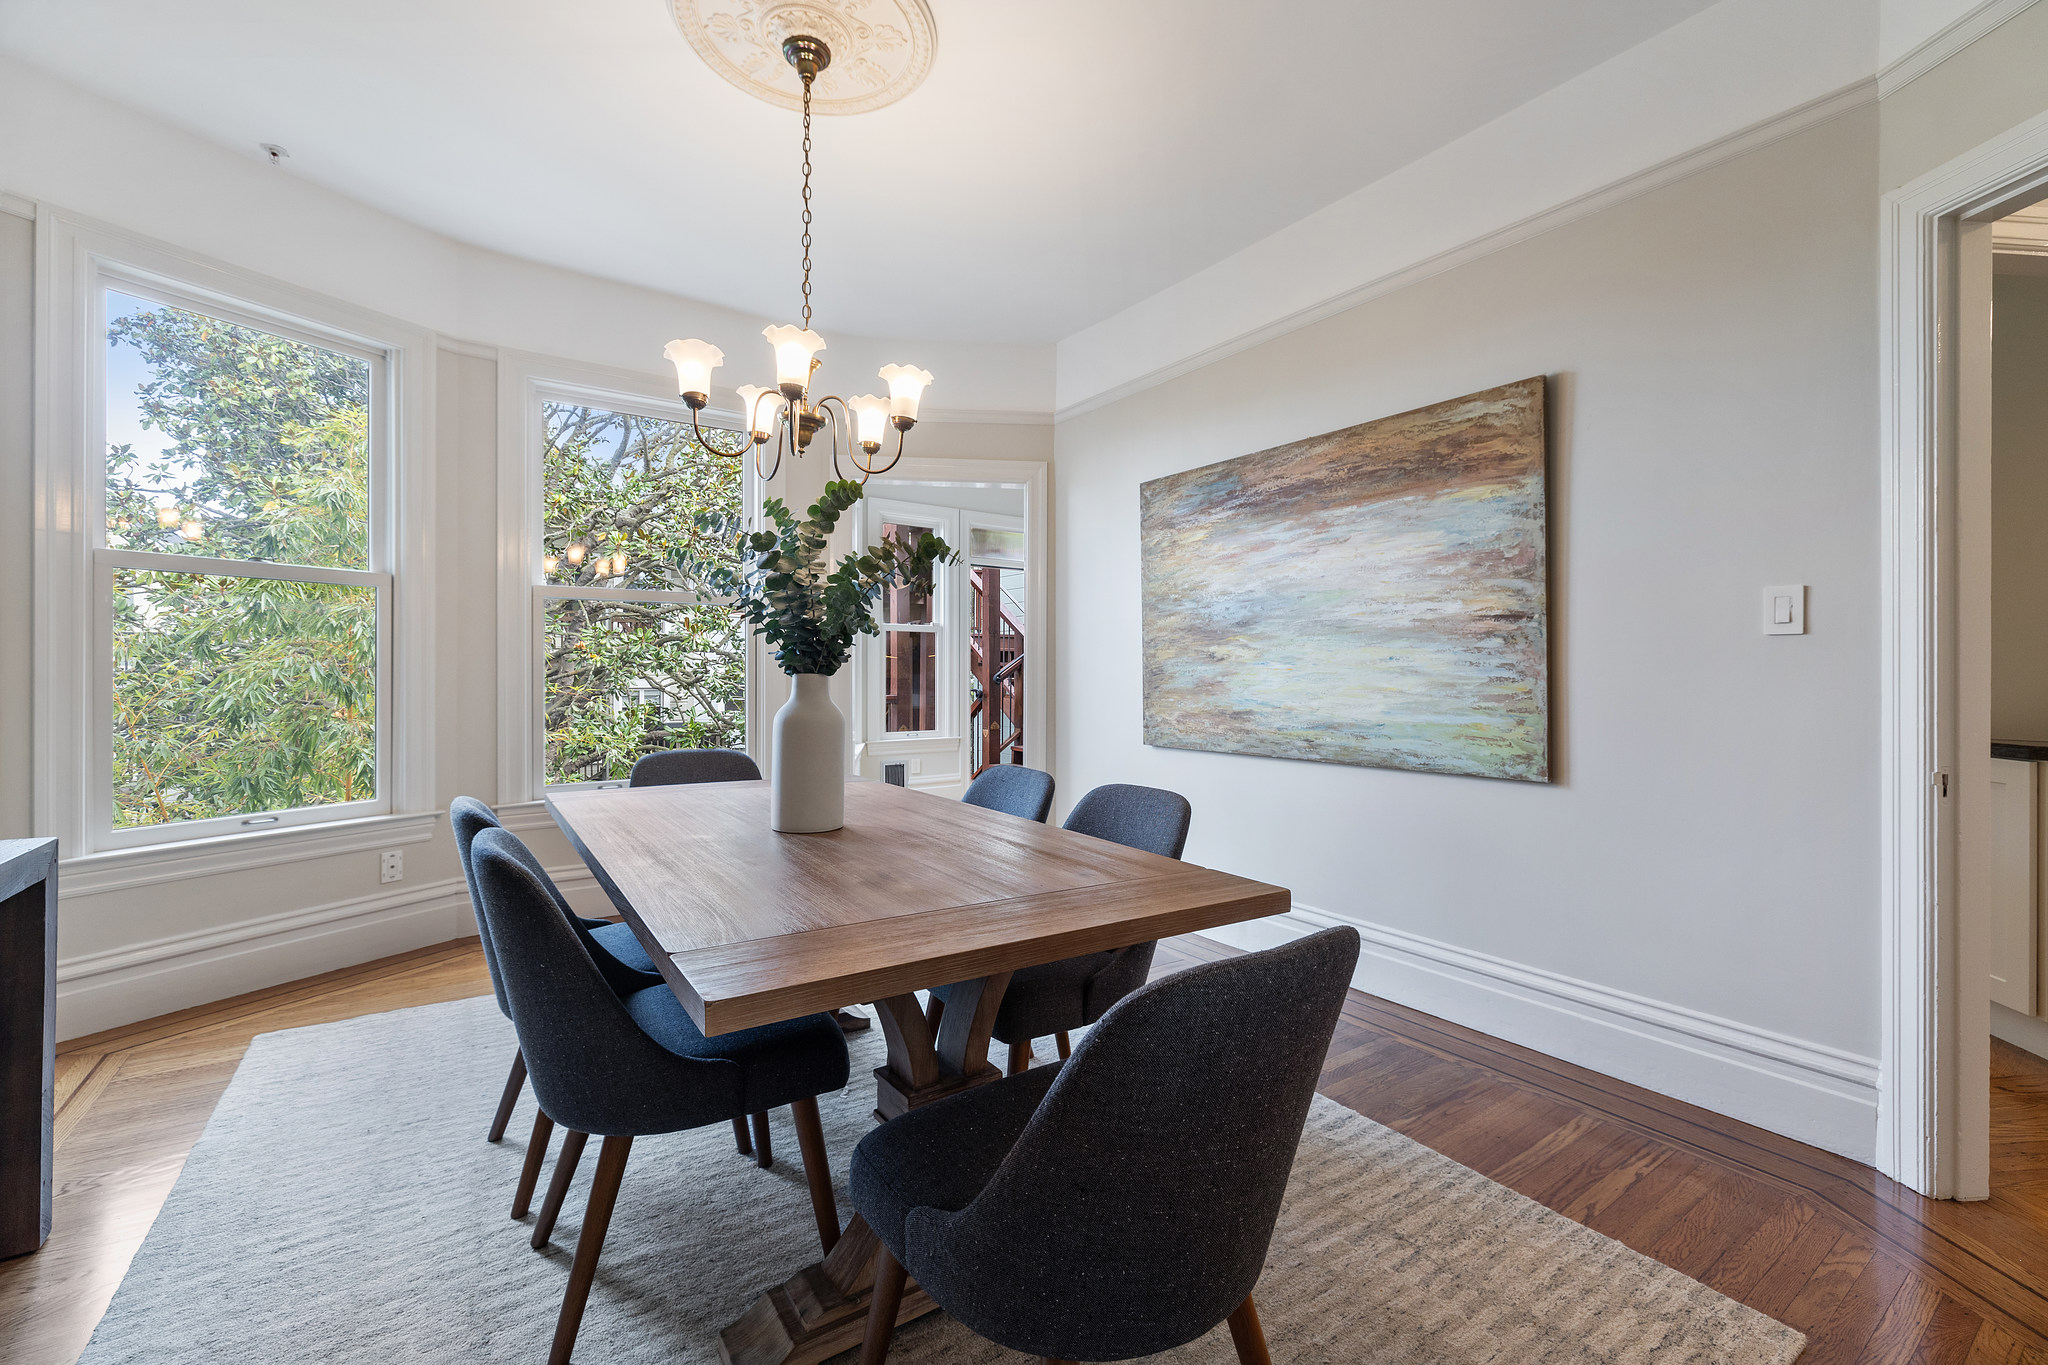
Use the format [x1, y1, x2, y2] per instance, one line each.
[1056, 108, 1883, 1158]
[1994, 270, 2048, 740]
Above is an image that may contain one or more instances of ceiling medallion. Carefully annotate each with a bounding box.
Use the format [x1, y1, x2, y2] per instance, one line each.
[671, 0, 936, 114]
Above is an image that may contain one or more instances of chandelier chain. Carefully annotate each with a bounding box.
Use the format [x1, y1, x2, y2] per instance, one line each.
[800, 72, 813, 332]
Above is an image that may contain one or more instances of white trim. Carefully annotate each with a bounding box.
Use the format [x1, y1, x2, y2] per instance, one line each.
[0, 192, 36, 221]
[29, 203, 437, 856]
[436, 335, 499, 362]
[1878, 0, 2043, 98]
[1204, 906, 1880, 1162]
[494, 351, 759, 804]
[58, 811, 441, 898]
[1879, 105, 2048, 1195]
[1054, 78, 1875, 422]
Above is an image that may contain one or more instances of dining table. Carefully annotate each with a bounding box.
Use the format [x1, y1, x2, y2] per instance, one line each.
[547, 776, 1289, 1365]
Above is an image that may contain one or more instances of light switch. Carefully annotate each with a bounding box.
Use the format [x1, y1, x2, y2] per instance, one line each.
[1763, 584, 1806, 636]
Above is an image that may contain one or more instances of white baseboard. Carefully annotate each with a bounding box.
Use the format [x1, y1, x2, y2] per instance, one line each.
[1992, 1000, 2048, 1064]
[54, 860, 611, 1042]
[1199, 905, 1880, 1164]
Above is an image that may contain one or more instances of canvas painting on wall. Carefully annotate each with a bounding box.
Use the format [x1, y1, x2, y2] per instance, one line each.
[1140, 376, 1549, 782]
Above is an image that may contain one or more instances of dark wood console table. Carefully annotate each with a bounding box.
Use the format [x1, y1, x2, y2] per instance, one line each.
[1, 838, 58, 1258]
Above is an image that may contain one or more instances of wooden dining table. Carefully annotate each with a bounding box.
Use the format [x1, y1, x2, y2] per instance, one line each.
[547, 777, 1288, 1365]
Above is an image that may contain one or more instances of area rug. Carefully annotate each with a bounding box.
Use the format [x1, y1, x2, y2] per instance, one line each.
[79, 994, 1805, 1364]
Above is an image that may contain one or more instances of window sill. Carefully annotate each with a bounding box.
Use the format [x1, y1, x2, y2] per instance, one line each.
[60, 810, 443, 899]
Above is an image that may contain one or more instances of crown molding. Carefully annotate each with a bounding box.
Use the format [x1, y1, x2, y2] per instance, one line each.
[436, 334, 499, 361]
[1054, 77, 1876, 425]
[1878, 0, 2042, 98]
[0, 191, 37, 221]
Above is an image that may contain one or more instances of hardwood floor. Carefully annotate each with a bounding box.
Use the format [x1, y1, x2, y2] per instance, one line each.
[6, 933, 2048, 1362]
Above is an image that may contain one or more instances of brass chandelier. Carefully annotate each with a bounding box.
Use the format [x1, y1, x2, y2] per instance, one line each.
[664, 35, 931, 484]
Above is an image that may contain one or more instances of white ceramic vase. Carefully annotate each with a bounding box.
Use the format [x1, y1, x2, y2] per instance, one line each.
[770, 673, 846, 833]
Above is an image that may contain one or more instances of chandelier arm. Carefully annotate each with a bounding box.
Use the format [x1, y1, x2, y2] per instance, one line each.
[814, 395, 856, 483]
[687, 403, 743, 462]
[755, 400, 789, 484]
[857, 424, 910, 479]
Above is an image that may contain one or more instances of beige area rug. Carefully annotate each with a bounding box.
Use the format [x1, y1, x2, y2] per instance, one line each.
[78, 994, 1804, 1364]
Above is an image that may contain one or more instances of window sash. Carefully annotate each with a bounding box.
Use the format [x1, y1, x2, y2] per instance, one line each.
[93, 549, 393, 847]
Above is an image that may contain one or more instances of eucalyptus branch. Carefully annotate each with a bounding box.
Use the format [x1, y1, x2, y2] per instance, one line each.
[687, 479, 956, 678]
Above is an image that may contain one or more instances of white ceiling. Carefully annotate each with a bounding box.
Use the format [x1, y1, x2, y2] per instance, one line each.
[0, 0, 1720, 345]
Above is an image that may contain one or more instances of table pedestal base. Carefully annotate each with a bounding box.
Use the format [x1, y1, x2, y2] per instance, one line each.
[721, 972, 1015, 1365]
[719, 1216, 935, 1365]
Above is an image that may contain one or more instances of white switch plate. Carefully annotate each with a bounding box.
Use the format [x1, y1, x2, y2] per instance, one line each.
[1763, 584, 1806, 636]
[380, 848, 404, 884]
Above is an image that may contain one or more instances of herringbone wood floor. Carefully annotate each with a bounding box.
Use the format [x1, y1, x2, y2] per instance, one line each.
[5, 933, 2048, 1363]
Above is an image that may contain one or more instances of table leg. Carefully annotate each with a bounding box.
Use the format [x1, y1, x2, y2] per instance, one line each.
[870, 970, 1012, 1123]
[717, 971, 1013, 1365]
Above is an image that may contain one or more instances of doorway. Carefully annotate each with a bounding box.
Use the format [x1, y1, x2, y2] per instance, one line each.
[1881, 121, 2048, 1199]
[844, 461, 1048, 800]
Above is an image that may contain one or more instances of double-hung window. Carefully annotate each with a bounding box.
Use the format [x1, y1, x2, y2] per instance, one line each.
[95, 283, 392, 843]
[533, 396, 750, 788]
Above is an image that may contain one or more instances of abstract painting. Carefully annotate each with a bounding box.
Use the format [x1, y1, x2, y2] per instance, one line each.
[1141, 377, 1549, 781]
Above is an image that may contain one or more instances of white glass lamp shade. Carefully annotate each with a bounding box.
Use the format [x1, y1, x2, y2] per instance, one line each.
[848, 395, 890, 449]
[663, 338, 723, 405]
[878, 364, 933, 422]
[735, 385, 780, 439]
[762, 325, 826, 395]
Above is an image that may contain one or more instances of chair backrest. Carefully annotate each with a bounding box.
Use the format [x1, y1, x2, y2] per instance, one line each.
[1062, 783, 1191, 860]
[905, 926, 1359, 1361]
[960, 765, 1055, 823]
[629, 747, 762, 787]
[452, 797, 659, 1010]
[468, 826, 742, 1136]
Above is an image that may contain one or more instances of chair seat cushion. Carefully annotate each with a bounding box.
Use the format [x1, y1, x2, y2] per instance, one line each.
[585, 918, 660, 977]
[933, 954, 1114, 1044]
[851, 1064, 1062, 1260]
[623, 987, 850, 1115]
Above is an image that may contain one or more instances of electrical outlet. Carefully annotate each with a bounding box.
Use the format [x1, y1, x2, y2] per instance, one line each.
[380, 849, 404, 884]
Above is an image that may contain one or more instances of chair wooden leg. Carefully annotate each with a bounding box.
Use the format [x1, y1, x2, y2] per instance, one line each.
[1055, 1031, 1072, 1060]
[548, 1134, 632, 1365]
[731, 1115, 753, 1156]
[1225, 1295, 1272, 1365]
[532, 1129, 588, 1248]
[1007, 1039, 1033, 1076]
[489, 1049, 527, 1143]
[859, 1243, 908, 1365]
[749, 1110, 773, 1168]
[790, 1096, 841, 1254]
[512, 1110, 555, 1220]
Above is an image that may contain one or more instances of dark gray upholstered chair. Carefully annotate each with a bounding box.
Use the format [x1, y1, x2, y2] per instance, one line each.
[451, 797, 661, 1160]
[932, 782, 1192, 1075]
[851, 926, 1359, 1365]
[960, 764, 1055, 823]
[628, 746, 762, 786]
[470, 826, 851, 1365]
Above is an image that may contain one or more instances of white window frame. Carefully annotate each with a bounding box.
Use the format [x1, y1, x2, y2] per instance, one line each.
[855, 498, 961, 744]
[32, 207, 437, 866]
[495, 352, 760, 804]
